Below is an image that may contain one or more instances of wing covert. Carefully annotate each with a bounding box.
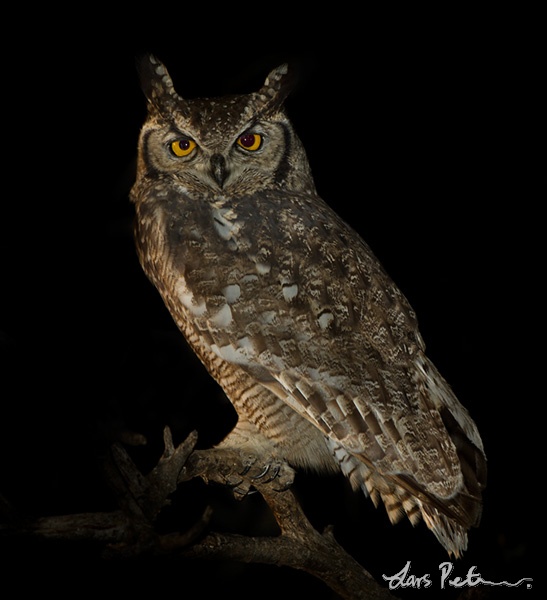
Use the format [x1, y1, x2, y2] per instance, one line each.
[168, 190, 467, 500]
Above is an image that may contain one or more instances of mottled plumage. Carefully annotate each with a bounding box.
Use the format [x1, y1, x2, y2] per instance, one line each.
[130, 55, 486, 557]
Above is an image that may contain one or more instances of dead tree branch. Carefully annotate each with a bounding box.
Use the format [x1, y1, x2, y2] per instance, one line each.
[1, 428, 392, 599]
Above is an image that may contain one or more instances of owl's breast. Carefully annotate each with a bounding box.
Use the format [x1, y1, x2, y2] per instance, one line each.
[154, 191, 288, 284]
[135, 187, 420, 375]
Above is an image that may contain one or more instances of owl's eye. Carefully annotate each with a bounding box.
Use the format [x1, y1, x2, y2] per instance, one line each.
[170, 138, 197, 157]
[236, 133, 263, 152]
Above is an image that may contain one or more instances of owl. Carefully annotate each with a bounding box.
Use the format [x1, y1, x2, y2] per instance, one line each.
[130, 55, 486, 558]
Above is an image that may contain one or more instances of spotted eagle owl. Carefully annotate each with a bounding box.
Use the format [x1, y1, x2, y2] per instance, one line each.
[130, 55, 486, 557]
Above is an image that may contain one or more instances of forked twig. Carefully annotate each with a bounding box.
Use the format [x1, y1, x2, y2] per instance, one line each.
[1, 428, 392, 599]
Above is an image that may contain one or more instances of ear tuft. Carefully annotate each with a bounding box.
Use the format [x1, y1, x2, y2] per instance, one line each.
[137, 54, 183, 114]
[254, 63, 295, 114]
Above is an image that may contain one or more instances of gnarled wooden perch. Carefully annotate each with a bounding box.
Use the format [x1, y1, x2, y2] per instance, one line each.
[1, 428, 393, 598]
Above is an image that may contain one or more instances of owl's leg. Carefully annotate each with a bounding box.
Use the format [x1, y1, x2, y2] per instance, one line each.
[213, 417, 295, 496]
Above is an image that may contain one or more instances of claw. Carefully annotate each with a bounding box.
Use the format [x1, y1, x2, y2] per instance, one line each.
[239, 464, 252, 476]
[269, 464, 281, 481]
[251, 464, 271, 480]
[233, 485, 259, 497]
[260, 464, 282, 484]
[239, 456, 257, 477]
[224, 474, 244, 487]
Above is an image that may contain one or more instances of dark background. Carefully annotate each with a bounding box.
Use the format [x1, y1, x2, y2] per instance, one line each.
[0, 7, 539, 598]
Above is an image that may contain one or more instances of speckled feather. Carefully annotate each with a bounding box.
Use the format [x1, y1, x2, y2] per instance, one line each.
[131, 55, 486, 557]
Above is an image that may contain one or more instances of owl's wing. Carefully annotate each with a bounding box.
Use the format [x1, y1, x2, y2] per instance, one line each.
[170, 190, 485, 548]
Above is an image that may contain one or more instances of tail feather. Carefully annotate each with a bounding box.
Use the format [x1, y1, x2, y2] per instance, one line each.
[421, 505, 468, 558]
[330, 439, 482, 557]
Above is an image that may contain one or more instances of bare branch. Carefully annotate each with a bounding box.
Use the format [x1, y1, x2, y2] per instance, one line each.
[1, 429, 394, 599]
[21, 511, 129, 543]
[182, 447, 392, 599]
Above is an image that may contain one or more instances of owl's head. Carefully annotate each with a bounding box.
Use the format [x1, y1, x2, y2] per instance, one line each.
[134, 55, 314, 197]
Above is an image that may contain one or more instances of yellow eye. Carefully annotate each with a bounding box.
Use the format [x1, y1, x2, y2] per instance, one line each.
[237, 133, 262, 152]
[170, 138, 196, 157]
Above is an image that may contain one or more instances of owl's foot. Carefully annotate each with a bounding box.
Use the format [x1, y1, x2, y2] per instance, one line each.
[185, 448, 294, 498]
[246, 461, 284, 481]
[233, 455, 294, 497]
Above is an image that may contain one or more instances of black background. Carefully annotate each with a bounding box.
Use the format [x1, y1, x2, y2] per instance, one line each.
[0, 7, 539, 598]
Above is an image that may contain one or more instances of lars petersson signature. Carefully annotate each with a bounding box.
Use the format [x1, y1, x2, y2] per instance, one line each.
[382, 561, 533, 591]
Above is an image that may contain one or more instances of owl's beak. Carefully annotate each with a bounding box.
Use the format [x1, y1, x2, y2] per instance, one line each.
[210, 154, 228, 188]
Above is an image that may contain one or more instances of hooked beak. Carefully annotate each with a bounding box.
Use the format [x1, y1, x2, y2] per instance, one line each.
[210, 154, 228, 188]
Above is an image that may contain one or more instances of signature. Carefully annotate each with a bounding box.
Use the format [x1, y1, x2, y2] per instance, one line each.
[382, 560, 533, 591]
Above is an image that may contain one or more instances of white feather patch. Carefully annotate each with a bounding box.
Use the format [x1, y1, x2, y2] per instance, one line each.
[175, 279, 206, 316]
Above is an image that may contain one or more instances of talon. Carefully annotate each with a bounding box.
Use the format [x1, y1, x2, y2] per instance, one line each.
[240, 464, 252, 476]
[260, 464, 281, 484]
[233, 486, 258, 497]
[239, 456, 256, 476]
[270, 464, 281, 480]
[224, 475, 244, 487]
[252, 465, 271, 480]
